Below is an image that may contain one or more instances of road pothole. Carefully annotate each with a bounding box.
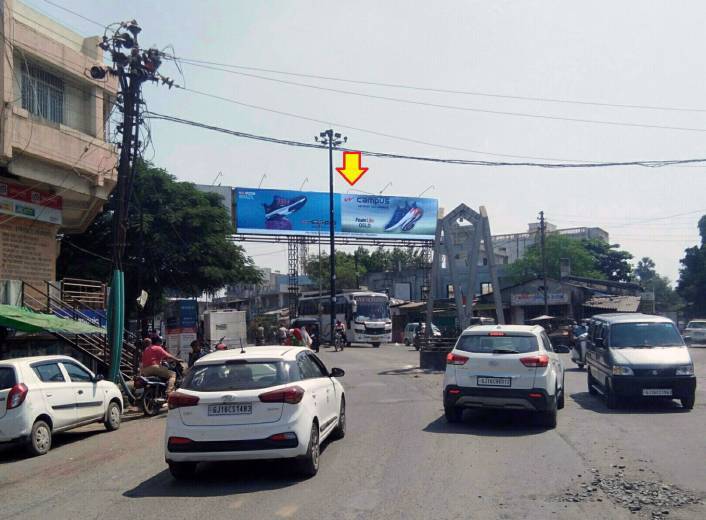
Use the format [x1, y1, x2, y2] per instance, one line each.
[558, 468, 702, 518]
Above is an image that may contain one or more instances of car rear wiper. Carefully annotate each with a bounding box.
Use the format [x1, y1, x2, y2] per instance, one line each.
[492, 348, 519, 354]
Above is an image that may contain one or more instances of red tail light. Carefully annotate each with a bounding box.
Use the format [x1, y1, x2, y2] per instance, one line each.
[269, 432, 297, 442]
[259, 386, 305, 404]
[488, 331, 506, 337]
[167, 392, 200, 409]
[520, 355, 549, 367]
[446, 353, 469, 365]
[7, 383, 28, 410]
[167, 436, 193, 445]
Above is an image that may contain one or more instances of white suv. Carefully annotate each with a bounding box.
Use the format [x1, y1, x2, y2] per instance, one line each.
[443, 325, 567, 428]
[164, 346, 346, 479]
[0, 356, 124, 456]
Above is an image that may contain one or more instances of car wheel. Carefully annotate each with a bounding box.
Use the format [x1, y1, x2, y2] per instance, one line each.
[587, 369, 598, 396]
[168, 461, 197, 480]
[681, 392, 695, 410]
[331, 397, 346, 440]
[539, 407, 557, 428]
[104, 401, 121, 431]
[298, 422, 320, 478]
[606, 382, 619, 409]
[404, 339, 410, 346]
[444, 405, 463, 423]
[372, 342, 381, 348]
[27, 420, 52, 456]
[557, 384, 565, 410]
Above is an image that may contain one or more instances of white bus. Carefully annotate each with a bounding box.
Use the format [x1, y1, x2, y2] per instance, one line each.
[297, 291, 392, 347]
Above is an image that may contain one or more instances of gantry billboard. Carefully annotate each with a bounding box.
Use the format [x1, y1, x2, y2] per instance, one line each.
[234, 187, 438, 240]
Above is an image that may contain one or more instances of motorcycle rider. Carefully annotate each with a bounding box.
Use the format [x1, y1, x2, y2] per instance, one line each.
[188, 340, 204, 368]
[140, 336, 181, 395]
[334, 320, 346, 344]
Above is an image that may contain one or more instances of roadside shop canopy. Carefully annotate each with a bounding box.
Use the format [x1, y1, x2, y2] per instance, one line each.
[0, 304, 106, 335]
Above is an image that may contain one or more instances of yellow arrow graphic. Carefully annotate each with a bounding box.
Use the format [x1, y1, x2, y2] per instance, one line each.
[336, 151, 369, 186]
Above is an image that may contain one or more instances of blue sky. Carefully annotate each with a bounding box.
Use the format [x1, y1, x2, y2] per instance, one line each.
[28, 0, 706, 281]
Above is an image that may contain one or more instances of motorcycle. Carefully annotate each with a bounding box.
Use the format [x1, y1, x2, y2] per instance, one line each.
[570, 332, 588, 370]
[334, 329, 346, 352]
[133, 359, 185, 416]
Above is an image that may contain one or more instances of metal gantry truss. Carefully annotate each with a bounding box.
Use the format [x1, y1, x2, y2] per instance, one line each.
[287, 236, 300, 319]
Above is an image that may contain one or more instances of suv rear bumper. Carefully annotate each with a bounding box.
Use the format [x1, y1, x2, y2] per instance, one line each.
[610, 376, 696, 398]
[444, 385, 554, 412]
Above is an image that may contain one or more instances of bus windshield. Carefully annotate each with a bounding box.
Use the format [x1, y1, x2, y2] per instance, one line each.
[355, 298, 389, 321]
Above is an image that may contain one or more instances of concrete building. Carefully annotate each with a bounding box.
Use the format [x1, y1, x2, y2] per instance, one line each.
[493, 222, 609, 264]
[0, 1, 117, 286]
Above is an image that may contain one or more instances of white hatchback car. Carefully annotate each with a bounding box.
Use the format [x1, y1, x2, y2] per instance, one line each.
[164, 346, 346, 479]
[0, 355, 124, 456]
[443, 325, 567, 428]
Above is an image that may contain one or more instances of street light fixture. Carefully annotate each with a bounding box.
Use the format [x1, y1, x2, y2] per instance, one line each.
[314, 129, 346, 343]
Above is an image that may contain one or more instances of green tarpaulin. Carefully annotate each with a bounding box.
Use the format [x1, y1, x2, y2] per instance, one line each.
[0, 304, 106, 335]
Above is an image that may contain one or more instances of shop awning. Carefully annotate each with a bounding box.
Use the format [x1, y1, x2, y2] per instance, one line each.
[0, 304, 106, 335]
[583, 296, 641, 313]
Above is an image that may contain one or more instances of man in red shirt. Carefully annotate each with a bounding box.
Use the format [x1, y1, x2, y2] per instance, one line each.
[140, 337, 180, 394]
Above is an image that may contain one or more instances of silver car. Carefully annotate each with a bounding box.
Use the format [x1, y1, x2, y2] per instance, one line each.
[684, 320, 706, 345]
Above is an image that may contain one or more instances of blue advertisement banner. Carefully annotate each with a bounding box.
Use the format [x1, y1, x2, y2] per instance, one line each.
[339, 194, 438, 240]
[235, 187, 437, 240]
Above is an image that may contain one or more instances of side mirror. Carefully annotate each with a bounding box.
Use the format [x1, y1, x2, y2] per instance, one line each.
[554, 344, 571, 354]
[330, 367, 345, 378]
[93, 374, 104, 382]
[683, 335, 692, 345]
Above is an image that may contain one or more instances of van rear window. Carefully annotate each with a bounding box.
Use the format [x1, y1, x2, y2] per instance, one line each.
[456, 334, 539, 354]
[0, 367, 16, 390]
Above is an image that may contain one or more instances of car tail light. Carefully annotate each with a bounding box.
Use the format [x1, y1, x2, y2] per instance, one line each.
[488, 331, 506, 337]
[446, 353, 469, 365]
[528, 393, 543, 399]
[448, 388, 461, 395]
[520, 355, 549, 367]
[167, 392, 200, 409]
[259, 386, 305, 404]
[7, 383, 28, 410]
[269, 432, 297, 442]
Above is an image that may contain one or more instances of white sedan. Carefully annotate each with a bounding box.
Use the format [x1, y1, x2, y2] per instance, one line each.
[0, 355, 123, 456]
[164, 346, 346, 479]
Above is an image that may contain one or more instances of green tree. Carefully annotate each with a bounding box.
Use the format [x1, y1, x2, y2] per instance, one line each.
[635, 256, 682, 313]
[57, 161, 260, 315]
[677, 216, 706, 317]
[304, 251, 361, 290]
[582, 239, 633, 282]
[507, 234, 604, 282]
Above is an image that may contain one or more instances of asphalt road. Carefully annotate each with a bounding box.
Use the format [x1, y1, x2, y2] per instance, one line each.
[2, 345, 705, 520]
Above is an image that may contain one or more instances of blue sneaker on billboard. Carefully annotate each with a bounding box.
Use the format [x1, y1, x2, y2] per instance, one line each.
[384, 202, 424, 232]
[263, 195, 307, 220]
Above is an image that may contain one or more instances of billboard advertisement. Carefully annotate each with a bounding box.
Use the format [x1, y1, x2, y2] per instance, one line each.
[234, 187, 437, 240]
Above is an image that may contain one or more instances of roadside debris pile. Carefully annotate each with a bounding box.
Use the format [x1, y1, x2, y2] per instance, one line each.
[559, 468, 702, 517]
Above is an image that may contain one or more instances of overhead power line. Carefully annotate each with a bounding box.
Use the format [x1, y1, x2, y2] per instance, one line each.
[168, 60, 706, 134]
[145, 111, 706, 169]
[166, 56, 706, 114]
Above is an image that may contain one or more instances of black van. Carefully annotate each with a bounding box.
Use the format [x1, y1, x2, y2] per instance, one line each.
[586, 313, 696, 410]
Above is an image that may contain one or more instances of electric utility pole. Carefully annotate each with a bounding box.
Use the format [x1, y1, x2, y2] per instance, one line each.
[315, 130, 346, 343]
[539, 210, 549, 315]
[92, 21, 173, 381]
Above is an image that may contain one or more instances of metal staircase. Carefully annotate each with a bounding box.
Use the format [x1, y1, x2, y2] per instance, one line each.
[20, 280, 139, 377]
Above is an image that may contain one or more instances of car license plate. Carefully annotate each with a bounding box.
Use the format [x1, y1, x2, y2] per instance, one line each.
[642, 389, 672, 396]
[208, 403, 252, 416]
[477, 376, 511, 387]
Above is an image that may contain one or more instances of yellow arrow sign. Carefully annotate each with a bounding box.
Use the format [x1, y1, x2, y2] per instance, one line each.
[336, 151, 369, 186]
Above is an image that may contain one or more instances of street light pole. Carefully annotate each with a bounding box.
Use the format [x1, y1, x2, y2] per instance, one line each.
[539, 210, 549, 316]
[315, 129, 346, 343]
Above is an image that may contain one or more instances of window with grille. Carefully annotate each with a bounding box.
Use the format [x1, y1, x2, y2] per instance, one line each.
[21, 63, 65, 125]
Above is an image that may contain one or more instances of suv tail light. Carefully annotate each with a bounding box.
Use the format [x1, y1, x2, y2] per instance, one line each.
[167, 392, 200, 409]
[520, 354, 549, 367]
[259, 386, 305, 404]
[446, 353, 469, 365]
[7, 383, 28, 410]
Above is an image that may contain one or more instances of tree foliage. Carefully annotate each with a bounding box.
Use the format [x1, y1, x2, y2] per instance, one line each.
[303, 246, 425, 290]
[635, 257, 682, 313]
[583, 239, 633, 282]
[677, 216, 706, 317]
[57, 162, 260, 315]
[507, 235, 604, 282]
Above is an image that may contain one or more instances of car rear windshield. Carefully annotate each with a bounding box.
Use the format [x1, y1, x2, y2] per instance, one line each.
[609, 322, 684, 348]
[456, 334, 539, 354]
[0, 367, 16, 390]
[181, 361, 288, 391]
[687, 321, 706, 329]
